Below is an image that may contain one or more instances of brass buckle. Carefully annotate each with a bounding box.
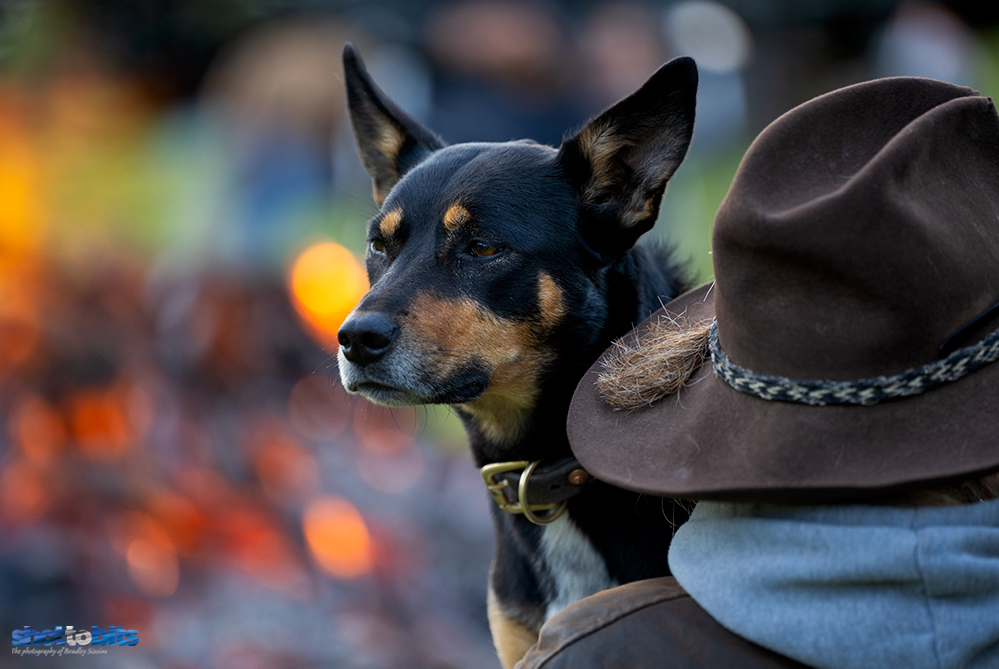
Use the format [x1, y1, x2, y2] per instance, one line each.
[480, 460, 569, 525]
[481, 460, 530, 513]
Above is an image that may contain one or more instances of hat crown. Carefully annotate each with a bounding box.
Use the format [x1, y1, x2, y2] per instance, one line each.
[713, 77, 999, 381]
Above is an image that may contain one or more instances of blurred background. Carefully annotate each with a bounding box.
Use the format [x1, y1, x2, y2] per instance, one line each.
[1, 0, 998, 667]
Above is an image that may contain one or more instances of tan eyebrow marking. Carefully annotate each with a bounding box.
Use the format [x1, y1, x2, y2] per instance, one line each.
[379, 208, 403, 237]
[443, 204, 471, 231]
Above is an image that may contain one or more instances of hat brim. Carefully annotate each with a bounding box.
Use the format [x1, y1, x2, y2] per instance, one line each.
[567, 282, 999, 502]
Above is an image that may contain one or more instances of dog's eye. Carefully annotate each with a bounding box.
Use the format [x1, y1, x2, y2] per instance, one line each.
[470, 242, 499, 257]
[369, 239, 386, 254]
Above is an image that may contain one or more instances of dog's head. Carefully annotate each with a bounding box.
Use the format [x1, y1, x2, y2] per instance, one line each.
[337, 44, 696, 444]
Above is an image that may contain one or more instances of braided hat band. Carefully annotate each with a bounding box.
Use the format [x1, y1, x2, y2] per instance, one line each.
[709, 320, 999, 406]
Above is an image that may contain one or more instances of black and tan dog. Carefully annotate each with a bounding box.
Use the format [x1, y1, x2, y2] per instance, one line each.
[337, 44, 697, 668]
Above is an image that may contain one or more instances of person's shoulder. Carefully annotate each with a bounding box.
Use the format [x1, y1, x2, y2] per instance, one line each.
[516, 577, 811, 669]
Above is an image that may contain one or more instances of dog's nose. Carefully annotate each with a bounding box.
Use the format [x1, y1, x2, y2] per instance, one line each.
[338, 312, 397, 366]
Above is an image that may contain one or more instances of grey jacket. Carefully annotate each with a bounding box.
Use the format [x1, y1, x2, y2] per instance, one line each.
[670, 498, 999, 668]
[517, 498, 999, 668]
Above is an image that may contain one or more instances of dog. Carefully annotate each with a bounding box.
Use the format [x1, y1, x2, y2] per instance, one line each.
[337, 43, 697, 668]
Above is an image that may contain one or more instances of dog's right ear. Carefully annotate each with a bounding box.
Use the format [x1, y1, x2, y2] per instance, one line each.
[343, 43, 445, 206]
[558, 57, 697, 256]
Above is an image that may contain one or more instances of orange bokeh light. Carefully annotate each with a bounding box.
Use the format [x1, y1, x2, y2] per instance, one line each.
[223, 506, 300, 589]
[66, 381, 146, 460]
[147, 491, 204, 556]
[0, 262, 43, 372]
[0, 100, 46, 256]
[252, 431, 319, 502]
[0, 459, 51, 523]
[9, 393, 66, 465]
[68, 389, 131, 459]
[127, 536, 180, 598]
[288, 241, 368, 346]
[303, 496, 373, 579]
[113, 511, 180, 598]
[0, 301, 40, 370]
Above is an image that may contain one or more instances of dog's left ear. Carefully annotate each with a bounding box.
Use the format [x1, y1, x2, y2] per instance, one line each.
[343, 43, 446, 206]
[558, 57, 697, 255]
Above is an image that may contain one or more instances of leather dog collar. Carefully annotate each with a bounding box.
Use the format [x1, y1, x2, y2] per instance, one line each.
[481, 457, 592, 525]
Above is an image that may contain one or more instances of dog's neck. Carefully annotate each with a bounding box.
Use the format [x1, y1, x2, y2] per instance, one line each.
[456, 380, 575, 469]
[457, 394, 541, 462]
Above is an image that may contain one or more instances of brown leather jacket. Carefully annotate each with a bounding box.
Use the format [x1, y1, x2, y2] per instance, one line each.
[515, 577, 810, 669]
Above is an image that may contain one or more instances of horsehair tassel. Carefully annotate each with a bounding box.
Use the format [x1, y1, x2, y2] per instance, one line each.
[597, 315, 713, 410]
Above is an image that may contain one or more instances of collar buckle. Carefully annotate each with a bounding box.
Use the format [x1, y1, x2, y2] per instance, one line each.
[480, 459, 578, 525]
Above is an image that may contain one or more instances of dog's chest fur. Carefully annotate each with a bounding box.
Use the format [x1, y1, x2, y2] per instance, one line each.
[540, 515, 619, 620]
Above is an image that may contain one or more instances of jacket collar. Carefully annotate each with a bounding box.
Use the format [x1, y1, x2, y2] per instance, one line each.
[668, 498, 999, 669]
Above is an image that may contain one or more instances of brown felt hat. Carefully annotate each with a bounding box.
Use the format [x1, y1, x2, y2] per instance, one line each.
[568, 76, 999, 502]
